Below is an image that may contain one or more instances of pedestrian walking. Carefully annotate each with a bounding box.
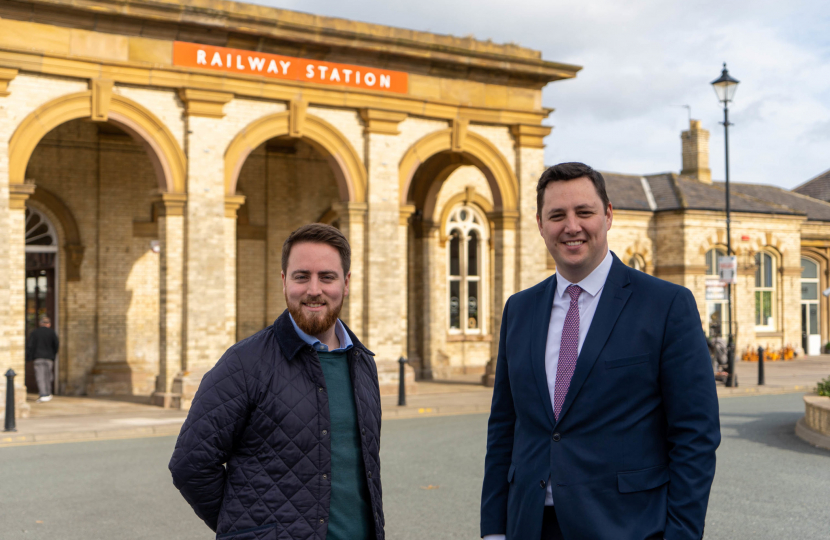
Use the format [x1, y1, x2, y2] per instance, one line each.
[481, 162, 720, 540]
[169, 223, 384, 540]
[26, 316, 59, 402]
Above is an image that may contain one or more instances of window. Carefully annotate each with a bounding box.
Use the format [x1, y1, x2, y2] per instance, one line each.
[801, 257, 820, 354]
[705, 248, 729, 338]
[754, 251, 776, 330]
[446, 205, 487, 335]
[627, 254, 644, 272]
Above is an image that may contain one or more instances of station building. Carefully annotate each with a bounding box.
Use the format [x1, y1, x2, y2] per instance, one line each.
[603, 120, 830, 363]
[0, 0, 579, 416]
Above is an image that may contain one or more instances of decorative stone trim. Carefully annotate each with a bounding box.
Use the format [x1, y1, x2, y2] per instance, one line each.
[8, 183, 36, 210]
[90, 79, 114, 121]
[451, 118, 469, 152]
[360, 109, 407, 135]
[0, 67, 18, 97]
[177, 88, 234, 118]
[289, 100, 307, 138]
[399, 204, 416, 226]
[487, 209, 520, 230]
[225, 194, 246, 218]
[511, 124, 552, 149]
[153, 192, 187, 217]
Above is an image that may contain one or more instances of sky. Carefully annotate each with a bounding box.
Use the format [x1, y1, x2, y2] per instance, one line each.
[252, 0, 830, 189]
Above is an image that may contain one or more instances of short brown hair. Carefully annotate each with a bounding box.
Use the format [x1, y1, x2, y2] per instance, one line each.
[536, 162, 610, 216]
[281, 223, 351, 275]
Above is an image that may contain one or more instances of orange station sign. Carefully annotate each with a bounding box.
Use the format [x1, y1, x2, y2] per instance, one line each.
[173, 41, 408, 94]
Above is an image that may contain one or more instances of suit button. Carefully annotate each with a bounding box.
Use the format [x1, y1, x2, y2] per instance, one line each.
[368, 471, 373, 478]
[552, 432, 561, 442]
[540, 480, 546, 488]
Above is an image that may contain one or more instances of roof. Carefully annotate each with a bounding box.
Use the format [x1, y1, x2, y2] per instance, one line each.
[601, 171, 830, 219]
[793, 168, 830, 202]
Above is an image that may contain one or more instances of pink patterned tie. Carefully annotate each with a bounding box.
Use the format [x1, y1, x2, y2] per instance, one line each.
[554, 284, 582, 420]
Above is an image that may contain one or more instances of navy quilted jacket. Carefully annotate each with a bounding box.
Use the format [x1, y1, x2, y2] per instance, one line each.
[169, 310, 385, 540]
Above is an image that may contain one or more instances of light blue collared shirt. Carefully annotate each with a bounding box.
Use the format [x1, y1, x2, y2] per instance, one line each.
[289, 314, 353, 353]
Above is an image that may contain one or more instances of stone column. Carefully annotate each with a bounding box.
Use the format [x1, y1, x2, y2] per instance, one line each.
[152, 192, 186, 408]
[332, 201, 367, 340]
[416, 220, 445, 380]
[484, 210, 518, 386]
[3, 184, 34, 417]
[225, 195, 245, 345]
[174, 90, 234, 410]
[361, 109, 415, 394]
[512, 125, 551, 290]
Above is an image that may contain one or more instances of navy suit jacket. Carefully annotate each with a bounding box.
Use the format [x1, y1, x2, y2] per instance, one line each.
[481, 254, 720, 540]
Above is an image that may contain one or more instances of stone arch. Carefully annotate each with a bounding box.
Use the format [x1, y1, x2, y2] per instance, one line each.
[621, 237, 654, 273]
[224, 111, 366, 202]
[8, 91, 186, 193]
[28, 186, 84, 281]
[399, 128, 518, 216]
[436, 191, 494, 246]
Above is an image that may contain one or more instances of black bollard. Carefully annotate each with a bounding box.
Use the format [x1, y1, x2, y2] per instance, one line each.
[757, 346, 765, 386]
[4, 369, 16, 432]
[397, 356, 407, 407]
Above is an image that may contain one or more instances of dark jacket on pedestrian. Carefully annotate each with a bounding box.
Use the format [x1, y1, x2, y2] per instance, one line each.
[26, 326, 59, 362]
[169, 310, 385, 540]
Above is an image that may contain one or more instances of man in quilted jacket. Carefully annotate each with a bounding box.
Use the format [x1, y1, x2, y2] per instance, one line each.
[170, 223, 384, 540]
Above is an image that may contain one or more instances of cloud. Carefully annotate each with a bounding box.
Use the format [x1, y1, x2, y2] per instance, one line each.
[252, 0, 830, 188]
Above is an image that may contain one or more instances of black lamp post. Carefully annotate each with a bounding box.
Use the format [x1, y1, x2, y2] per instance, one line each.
[711, 63, 740, 387]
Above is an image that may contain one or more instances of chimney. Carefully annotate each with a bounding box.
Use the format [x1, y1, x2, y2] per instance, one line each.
[681, 119, 711, 184]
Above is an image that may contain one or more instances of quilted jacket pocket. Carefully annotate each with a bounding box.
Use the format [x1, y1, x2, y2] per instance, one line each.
[605, 353, 649, 370]
[617, 464, 669, 493]
[217, 522, 278, 540]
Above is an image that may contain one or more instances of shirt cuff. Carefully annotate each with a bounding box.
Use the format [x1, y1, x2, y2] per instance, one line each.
[482, 536, 506, 540]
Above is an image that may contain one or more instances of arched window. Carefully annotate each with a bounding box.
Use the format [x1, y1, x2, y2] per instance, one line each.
[627, 254, 645, 272]
[755, 251, 777, 330]
[705, 248, 729, 338]
[801, 257, 820, 354]
[446, 204, 487, 335]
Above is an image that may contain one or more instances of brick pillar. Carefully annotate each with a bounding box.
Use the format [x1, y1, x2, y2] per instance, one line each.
[512, 125, 550, 291]
[152, 193, 186, 408]
[3, 184, 34, 417]
[484, 210, 518, 386]
[363, 129, 415, 394]
[399, 204, 416, 364]
[174, 112, 233, 410]
[416, 220, 445, 380]
[332, 201, 367, 341]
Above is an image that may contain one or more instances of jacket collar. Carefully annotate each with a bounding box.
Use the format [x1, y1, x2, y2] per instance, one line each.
[275, 309, 374, 360]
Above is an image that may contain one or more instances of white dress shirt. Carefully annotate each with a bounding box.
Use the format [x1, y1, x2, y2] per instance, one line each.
[483, 250, 612, 540]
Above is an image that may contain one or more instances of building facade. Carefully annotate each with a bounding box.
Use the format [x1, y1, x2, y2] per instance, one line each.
[604, 120, 830, 364]
[0, 0, 580, 416]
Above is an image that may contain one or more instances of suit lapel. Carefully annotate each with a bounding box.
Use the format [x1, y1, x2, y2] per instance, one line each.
[531, 274, 558, 428]
[555, 255, 632, 427]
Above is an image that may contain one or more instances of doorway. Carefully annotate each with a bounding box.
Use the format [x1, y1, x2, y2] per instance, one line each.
[24, 207, 59, 394]
[801, 257, 820, 356]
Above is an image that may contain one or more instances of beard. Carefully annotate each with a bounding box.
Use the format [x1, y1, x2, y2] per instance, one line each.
[285, 293, 343, 337]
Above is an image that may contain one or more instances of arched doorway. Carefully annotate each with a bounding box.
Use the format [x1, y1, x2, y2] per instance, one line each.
[10, 89, 186, 398]
[401, 128, 517, 380]
[24, 207, 59, 395]
[801, 256, 821, 355]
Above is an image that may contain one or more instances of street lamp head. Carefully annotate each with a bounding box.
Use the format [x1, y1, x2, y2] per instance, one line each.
[711, 62, 740, 104]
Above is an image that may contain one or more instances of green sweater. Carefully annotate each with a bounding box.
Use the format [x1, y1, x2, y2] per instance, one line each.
[317, 351, 374, 540]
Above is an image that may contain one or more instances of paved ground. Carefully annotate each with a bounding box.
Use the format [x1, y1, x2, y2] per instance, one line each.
[4, 356, 829, 446]
[1, 393, 828, 539]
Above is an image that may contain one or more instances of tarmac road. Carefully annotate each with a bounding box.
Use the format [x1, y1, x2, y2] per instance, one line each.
[0, 393, 828, 539]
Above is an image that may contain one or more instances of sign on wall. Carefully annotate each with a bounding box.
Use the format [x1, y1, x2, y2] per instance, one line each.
[173, 41, 408, 94]
[718, 255, 737, 284]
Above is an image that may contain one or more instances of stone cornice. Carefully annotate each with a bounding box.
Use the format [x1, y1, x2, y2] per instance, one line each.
[511, 124, 552, 149]
[178, 88, 233, 118]
[0, 48, 551, 127]
[3, 0, 581, 86]
[360, 109, 407, 135]
[8, 183, 36, 209]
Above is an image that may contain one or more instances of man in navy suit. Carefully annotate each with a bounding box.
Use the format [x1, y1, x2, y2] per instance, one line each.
[480, 163, 720, 540]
